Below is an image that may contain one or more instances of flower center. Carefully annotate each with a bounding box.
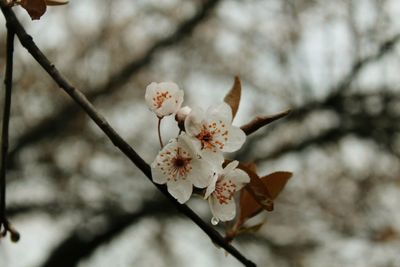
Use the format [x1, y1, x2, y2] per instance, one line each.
[213, 178, 237, 204]
[170, 154, 192, 178]
[196, 126, 216, 150]
[173, 157, 187, 168]
[152, 91, 172, 108]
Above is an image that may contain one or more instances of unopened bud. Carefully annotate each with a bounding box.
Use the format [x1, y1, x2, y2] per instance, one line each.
[176, 106, 191, 121]
[175, 106, 191, 131]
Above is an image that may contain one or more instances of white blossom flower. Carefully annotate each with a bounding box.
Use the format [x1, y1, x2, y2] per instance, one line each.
[151, 133, 213, 203]
[145, 82, 184, 117]
[184, 102, 246, 163]
[205, 160, 250, 222]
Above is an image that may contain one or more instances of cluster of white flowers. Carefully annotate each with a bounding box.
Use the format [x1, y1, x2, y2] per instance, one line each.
[146, 82, 250, 223]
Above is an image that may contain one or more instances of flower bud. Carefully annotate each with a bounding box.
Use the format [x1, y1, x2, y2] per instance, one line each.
[175, 106, 191, 131]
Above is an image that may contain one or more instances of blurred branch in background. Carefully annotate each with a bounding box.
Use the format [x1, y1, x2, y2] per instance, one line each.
[238, 33, 400, 162]
[40, 198, 172, 267]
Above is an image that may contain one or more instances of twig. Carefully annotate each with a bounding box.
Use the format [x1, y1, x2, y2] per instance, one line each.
[0, 26, 19, 242]
[0, 3, 256, 266]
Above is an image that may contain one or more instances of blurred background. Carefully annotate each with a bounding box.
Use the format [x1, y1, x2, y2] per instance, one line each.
[0, 0, 400, 266]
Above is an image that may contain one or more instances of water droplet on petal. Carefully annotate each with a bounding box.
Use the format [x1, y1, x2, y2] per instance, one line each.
[211, 217, 219, 225]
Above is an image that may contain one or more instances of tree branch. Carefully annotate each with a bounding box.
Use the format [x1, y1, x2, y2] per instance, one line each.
[0, 25, 19, 242]
[0, 3, 256, 266]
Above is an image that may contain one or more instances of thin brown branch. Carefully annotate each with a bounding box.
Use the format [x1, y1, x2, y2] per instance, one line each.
[0, 26, 19, 242]
[0, 3, 256, 266]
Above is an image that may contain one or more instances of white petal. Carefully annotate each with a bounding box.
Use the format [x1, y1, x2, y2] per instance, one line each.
[223, 126, 246, 152]
[157, 89, 184, 116]
[204, 172, 218, 198]
[150, 139, 178, 184]
[209, 197, 236, 222]
[207, 102, 232, 123]
[144, 82, 159, 109]
[151, 161, 168, 184]
[172, 90, 184, 110]
[200, 149, 224, 167]
[167, 178, 193, 204]
[157, 97, 178, 116]
[177, 133, 201, 159]
[187, 159, 213, 188]
[223, 160, 239, 175]
[184, 106, 205, 136]
[158, 82, 180, 94]
[223, 168, 250, 190]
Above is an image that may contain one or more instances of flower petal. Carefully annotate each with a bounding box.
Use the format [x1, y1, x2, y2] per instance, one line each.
[157, 97, 178, 116]
[158, 82, 180, 94]
[178, 133, 201, 156]
[223, 126, 246, 152]
[167, 178, 193, 204]
[187, 158, 213, 188]
[150, 138, 179, 184]
[151, 162, 168, 184]
[223, 160, 239, 175]
[209, 197, 236, 221]
[223, 168, 250, 190]
[207, 102, 232, 123]
[204, 172, 218, 198]
[200, 149, 224, 166]
[184, 106, 204, 136]
[144, 82, 159, 109]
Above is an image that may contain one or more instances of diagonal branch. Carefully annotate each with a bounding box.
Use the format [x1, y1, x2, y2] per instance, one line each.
[8, 0, 221, 165]
[0, 3, 256, 267]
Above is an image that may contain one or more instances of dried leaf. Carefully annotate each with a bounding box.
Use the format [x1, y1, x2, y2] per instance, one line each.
[261, 171, 292, 199]
[238, 187, 264, 223]
[45, 0, 68, 5]
[238, 163, 274, 212]
[20, 0, 47, 20]
[224, 76, 241, 119]
[238, 171, 292, 223]
[241, 109, 291, 136]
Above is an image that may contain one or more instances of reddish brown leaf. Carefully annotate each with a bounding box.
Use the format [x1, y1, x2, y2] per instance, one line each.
[238, 163, 273, 212]
[238, 187, 264, 224]
[261, 171, 292, 199]
[238, 171, 292, 224]
[224, 76, 241, 119]
[20, 0, 47, 20]
[240, 109, 291, 136]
